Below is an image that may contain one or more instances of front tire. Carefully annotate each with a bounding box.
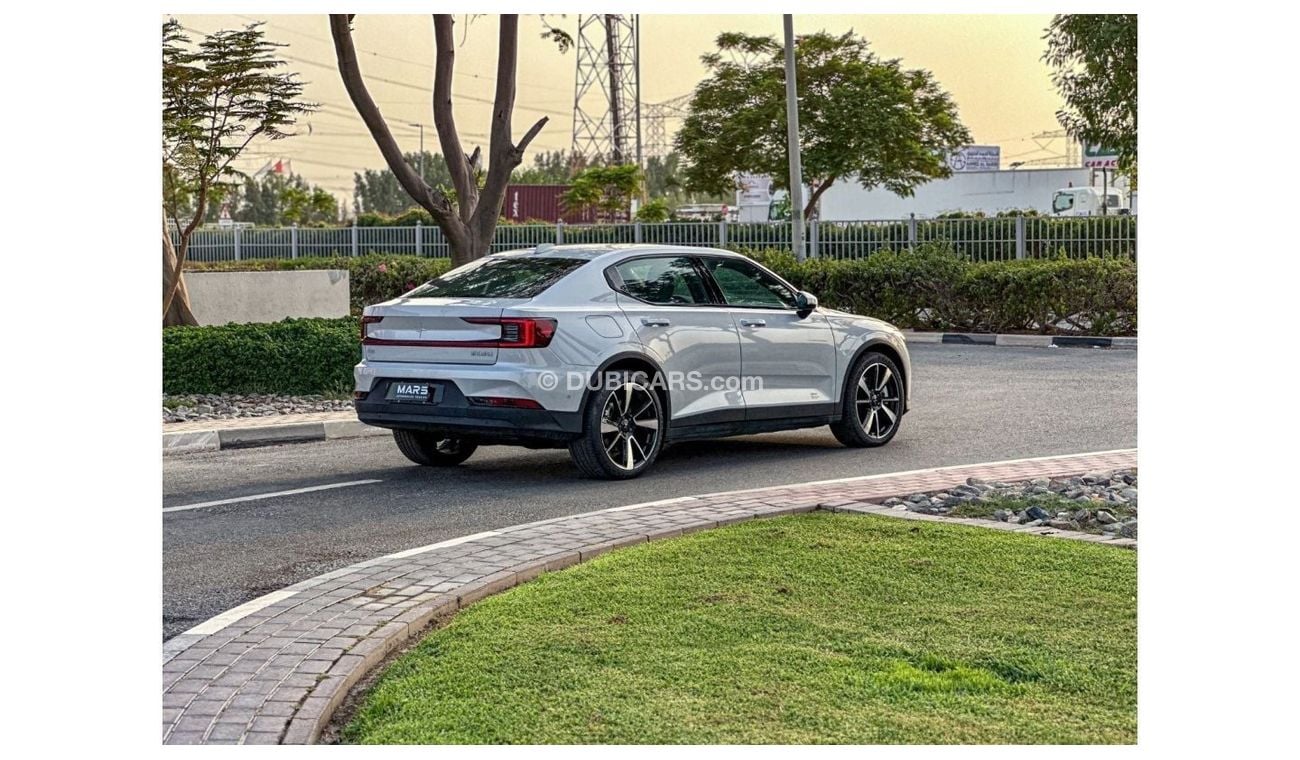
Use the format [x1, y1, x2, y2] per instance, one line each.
[830, 351, 905, 448]
[392, 430, 478, 466]
[568, 370, 665, 479]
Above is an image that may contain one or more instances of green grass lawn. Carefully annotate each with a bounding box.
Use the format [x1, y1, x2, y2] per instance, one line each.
[344, 513, 1136, 744]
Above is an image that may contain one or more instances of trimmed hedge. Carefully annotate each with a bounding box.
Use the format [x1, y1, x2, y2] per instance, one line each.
[167, 248, 1134, 394]
[163, 317, 360, 395]
[188, 244, 1133, 332]
[745, 246, 1136, 335]
[189, 246, 1135, 334]
[188, 255, 451, 316]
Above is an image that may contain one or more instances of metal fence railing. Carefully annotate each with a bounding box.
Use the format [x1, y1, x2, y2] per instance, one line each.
[176, 215, 1137, 264]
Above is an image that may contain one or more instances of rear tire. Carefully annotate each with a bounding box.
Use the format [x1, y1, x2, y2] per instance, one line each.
[392, 430, 478, 466]
[830, 351, 905, 448]
[568, 370, 665, 480]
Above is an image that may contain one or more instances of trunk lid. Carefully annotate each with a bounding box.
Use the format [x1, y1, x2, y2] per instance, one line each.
[362, 297, 528, 365]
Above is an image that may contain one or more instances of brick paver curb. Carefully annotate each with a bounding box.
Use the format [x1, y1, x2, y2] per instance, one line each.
[161, 448, 1136, 744]
[163, 411, 384, 455]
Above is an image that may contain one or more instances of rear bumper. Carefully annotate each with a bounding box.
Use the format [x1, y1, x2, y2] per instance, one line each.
[354, 358, 590, 414]
[355, 377, 583, 443]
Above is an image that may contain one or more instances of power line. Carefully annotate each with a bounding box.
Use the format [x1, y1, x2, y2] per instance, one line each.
[235, 14, 574, 96]
[180, 23, 570, 119]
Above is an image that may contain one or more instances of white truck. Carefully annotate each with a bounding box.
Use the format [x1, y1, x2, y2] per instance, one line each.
[736, 167, 1132, 221]
[1049, 185, 1129, 216]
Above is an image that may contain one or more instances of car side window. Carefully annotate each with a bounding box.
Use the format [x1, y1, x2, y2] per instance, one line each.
[612, 257, 711, 306]
[705, 258, 796, 309]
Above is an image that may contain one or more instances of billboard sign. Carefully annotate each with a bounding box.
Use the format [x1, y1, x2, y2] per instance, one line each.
[735, 172, 773, 204]
[947, 145, 1001, 172]
[1083, 144, 1120, 169]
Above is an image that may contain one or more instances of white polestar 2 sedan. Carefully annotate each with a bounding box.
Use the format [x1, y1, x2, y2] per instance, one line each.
[354, 244, 911, 479]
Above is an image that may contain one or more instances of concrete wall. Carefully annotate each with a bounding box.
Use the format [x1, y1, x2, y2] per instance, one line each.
[185, 270, 350, 326]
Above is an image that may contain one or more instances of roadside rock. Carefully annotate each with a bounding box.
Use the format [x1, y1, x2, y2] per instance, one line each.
[1025, 505, 1051, 522]
[891, 468, 1138, 542]
[164, 393, 353, 424]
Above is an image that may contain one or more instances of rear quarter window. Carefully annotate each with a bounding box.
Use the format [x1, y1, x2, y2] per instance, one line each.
[405, 256, 586, 299]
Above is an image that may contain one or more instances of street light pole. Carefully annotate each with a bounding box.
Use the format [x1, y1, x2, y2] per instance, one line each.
[409, 123, 425, 180]
[782, 15, 806, 261]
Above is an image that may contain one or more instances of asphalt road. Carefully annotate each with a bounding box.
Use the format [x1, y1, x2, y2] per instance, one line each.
[163, 343, 1137, 640]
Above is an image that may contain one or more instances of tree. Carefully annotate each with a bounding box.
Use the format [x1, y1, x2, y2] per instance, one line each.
[643, 153, 684, 201]
[641, 152, 729, 209]
[353, 151, 456, 216]
[561, 164, 641, 222]
[162, 20, 313, 325]
[635, 197, 671, 222]
[511, 149, 579, 184]
[279, 181, 339, 226]
[1044, 14, 1138, 173]
[676, 31, 971, 220]
[235, 172, 330, 226]
[330, 14, 555, 267]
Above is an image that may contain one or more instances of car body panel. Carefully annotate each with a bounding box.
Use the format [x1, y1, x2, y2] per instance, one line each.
[613, 293, 746, 422]
[728, 307, 837, 417]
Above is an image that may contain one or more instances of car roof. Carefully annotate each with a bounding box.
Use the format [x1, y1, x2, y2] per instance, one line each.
[492, 243, 745, 264]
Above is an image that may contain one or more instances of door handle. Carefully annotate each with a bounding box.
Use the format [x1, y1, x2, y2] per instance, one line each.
[641, 317, 671, 327]
[739, 318, 767, 328]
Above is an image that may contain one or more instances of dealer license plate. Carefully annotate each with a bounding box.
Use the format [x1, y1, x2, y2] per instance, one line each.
[387, 382, 443, 404]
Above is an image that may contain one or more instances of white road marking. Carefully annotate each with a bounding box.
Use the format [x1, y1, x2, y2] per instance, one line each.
[605, 496, 697, 512]
[184, 589, 299, 635]
[163, 479, 384, 514]
[383, 530, 503, 559]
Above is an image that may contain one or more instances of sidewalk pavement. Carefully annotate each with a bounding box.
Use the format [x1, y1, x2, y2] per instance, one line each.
[161, 448, 1137, 745]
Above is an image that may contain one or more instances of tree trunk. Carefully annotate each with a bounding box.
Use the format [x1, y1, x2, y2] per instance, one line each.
[460, 228, 494, 267]
[803, 178, 836, 221]
[163, 213, 198, 326]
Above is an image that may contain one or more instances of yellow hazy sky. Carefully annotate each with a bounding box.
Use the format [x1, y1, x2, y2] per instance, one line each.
[174, 14, 1069, 199]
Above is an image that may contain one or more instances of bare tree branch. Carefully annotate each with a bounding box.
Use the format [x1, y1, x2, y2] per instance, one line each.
[474, 14, 546, 238]
[432, 14, 477, 222]
[328, 14, 456, 227]
[518, 117, 549, 155]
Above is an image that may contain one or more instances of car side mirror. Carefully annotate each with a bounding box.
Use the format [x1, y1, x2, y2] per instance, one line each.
[795, 290, 818, 318]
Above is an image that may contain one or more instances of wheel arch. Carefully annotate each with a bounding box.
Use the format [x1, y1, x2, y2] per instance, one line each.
[843, 340, 908, 416]
[580, 351, 672, 427]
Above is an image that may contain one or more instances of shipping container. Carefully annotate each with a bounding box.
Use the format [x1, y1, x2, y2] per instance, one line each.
[501, 185, 598, 224]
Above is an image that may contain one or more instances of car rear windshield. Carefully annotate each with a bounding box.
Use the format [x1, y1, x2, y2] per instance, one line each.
[405, 256, 586, 299]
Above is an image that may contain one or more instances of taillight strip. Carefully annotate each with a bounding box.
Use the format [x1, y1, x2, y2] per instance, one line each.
[360, 316, 558, 349]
